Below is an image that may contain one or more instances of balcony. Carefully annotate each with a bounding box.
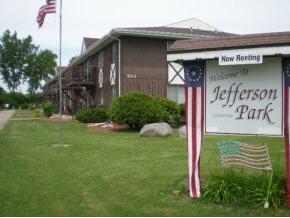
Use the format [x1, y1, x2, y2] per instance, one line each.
[66, 67, 96, 87]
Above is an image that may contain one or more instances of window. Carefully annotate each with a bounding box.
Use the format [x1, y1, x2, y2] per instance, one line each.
[98, 51, 104, 69]
[98, 68, 103, 88]
[167, 85, 185, 104]
[112, 42, 117, 63]
[110, 85, 117, 104]
[99, 89, 104, 106]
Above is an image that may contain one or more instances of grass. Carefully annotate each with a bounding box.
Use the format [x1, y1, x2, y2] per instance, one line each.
[0, 110, 289, 216]
[11, 109, 39, 118]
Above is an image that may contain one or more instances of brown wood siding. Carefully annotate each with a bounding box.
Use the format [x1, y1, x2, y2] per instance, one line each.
[120, 36, 167, 97]
[92, 43, 119, 109]
[124, 79, 167, 97]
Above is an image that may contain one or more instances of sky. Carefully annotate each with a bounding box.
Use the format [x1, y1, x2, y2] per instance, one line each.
[0, 0, 290, 92]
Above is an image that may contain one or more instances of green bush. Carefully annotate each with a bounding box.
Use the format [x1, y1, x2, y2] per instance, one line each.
[108, 91, 164, 130]
[42, 101, 57, 117]
[154, 97, 180, 125]
[0, 86, 6, 108]
[179, 103, 185, 117]
[203, 170, 244, 205]
[32, 109, 42, 117]
[203, 170, 285, 208]
[75, 107, 108, 123]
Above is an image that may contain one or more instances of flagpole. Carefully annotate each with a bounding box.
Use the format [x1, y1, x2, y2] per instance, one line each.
[59, 0, 63, 145]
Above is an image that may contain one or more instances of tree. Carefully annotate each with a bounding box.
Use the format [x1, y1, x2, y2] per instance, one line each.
[25, 49, 57, 93]
[0, 86, 6, 108]
[0, 29, 57, 93]
[0, 30, 28, 92]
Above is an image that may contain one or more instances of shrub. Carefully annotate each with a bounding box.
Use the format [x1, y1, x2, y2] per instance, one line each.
[248, 174, 285, 209]
[108, 91, 164, 130]
[203, 170, 286, 208]
[42, 100, 57, 117]
[203, 170, 244, 205]
[32, 109, 42, 117]
[179, 103, 185, 117]
[75, 107, 108, 123]
[154, 97, 180, 125]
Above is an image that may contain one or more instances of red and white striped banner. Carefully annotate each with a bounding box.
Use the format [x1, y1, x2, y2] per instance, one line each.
[185, 87, 204, 197]
[183, 61, 205, 198]
[283, 57, 290, 207]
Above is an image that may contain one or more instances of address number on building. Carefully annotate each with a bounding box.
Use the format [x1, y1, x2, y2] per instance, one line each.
[127, 74, 137, 79]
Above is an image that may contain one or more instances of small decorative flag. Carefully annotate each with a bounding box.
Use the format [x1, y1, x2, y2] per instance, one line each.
[218, 140, 273, 208]
[37, 0, 56, 28]
[283, 57, 290, 207]
[183, 60, 205, 198]
[217, 141, 272, 170]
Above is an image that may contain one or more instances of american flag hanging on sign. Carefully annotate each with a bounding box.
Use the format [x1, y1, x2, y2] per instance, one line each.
[217, 141, 272, 170]
[183, 60, 205, 198]
[283, 57, 290, 207]
[37, 0, 56, 28]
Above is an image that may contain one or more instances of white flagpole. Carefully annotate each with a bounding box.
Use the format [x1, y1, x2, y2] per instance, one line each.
[59, 0, 63, 145]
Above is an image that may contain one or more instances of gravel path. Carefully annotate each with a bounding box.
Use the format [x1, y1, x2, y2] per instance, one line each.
[0, 110, 15, 130]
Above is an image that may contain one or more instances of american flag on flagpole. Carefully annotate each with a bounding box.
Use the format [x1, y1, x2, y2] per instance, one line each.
[283, 57, 290, 207]
[183, 60, 205, 198]
[37, 0, 56, 28]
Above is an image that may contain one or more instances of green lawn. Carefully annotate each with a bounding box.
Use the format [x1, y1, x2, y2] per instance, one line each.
[11, 109, 38, 118]
[0, 110, 289, 216]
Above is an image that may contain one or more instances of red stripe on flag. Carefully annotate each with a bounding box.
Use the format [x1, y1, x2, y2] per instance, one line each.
[191, 87, 198, 197]
[36, 1, 56, 28]
[185, 86, 204, 198]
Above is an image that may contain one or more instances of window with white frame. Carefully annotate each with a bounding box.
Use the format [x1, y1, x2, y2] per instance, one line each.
[110, 85, 117, 104]
[98, 51, 104, 69]
[112, 42, 117, 63]
[98, 68, 103, 88]
[99, 89, 104, 106]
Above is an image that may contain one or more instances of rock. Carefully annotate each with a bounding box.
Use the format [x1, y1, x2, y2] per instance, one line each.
[139, 122, 172, 137]
[179, 125, 186, 138]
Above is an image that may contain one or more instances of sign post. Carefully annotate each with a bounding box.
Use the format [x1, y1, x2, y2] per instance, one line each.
[283, 57, 290, 207]
[183, 56, 290, 207]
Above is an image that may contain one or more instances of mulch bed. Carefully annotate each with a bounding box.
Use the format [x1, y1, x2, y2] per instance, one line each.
[87, 122, 129, 132]
[47, 117, 75, 122]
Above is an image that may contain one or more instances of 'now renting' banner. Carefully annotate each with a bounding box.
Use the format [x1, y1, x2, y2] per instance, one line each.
[205, 57, 283, 136]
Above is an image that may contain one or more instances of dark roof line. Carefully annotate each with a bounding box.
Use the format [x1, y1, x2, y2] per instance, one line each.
[67, 26, 235, 69]
[168, 31, 290, 52]
[114, 26, 236, 38]
[83, 37, 99, 50]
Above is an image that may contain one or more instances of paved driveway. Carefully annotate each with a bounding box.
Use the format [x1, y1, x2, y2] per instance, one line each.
[0, 110, 15, 130]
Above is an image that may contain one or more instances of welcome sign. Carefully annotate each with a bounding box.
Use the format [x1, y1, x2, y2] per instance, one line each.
[205, 57, 283, 136]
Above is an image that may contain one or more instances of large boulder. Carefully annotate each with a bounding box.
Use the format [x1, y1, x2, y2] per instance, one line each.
[140, 122, 172, 137]
[179, 125, 186, 138]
